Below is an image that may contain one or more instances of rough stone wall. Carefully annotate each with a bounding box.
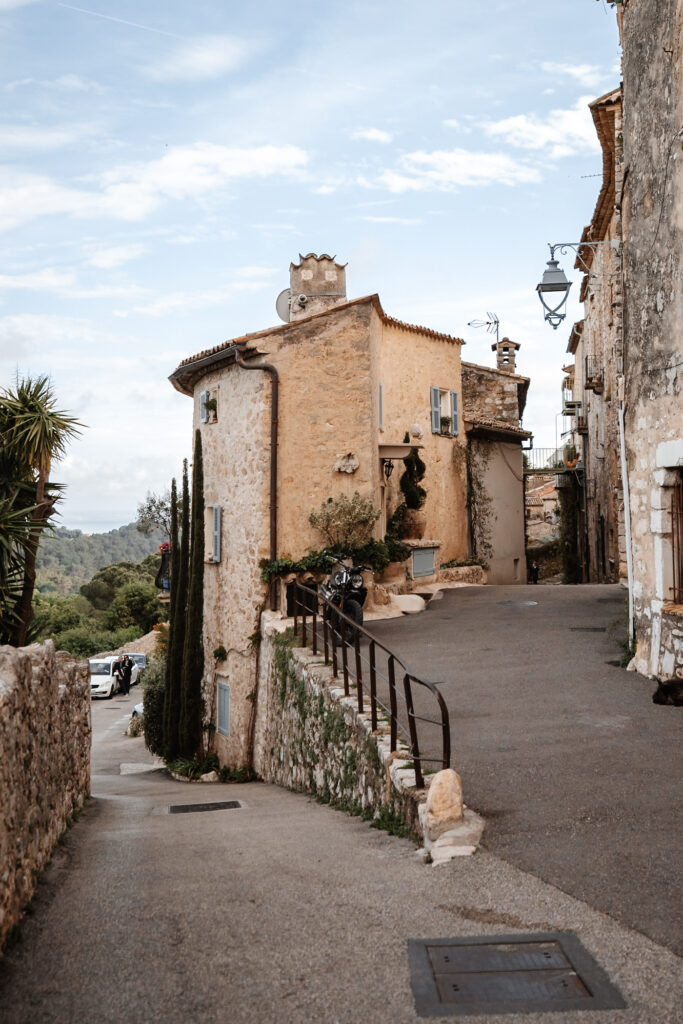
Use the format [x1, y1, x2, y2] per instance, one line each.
[461, 362, 525, 426]
[194, 364, 271, 767]
[375, 317, 468, 561]
[0, 642, 90, 951]
[253, 615, 427, 838]
[621, 0, 683, 678]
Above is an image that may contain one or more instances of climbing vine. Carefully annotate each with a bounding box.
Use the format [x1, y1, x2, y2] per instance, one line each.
[466, 442, 495, 568]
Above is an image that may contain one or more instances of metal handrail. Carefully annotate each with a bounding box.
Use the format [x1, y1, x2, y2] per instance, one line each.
[291, 580, 451, 788]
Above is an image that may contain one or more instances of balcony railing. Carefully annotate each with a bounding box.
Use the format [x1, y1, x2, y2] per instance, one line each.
[291, 580, 451, 788]
[524, 447, 582, 473]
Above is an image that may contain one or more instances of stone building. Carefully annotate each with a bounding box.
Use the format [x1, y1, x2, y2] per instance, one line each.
[563, 87, 626, 584]
[554, 1, 682, 680]
[169, 254, 530, 767]
[619, 0, 683, 679]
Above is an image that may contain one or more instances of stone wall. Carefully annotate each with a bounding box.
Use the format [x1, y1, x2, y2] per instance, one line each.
[621, 0, 683, 678]
[461, 362, 525, 426]
[0, 642, 91, 951]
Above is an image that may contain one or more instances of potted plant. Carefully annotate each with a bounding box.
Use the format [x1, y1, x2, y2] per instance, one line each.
[204, 397, 218, 422]
[440, 415, 452, 435]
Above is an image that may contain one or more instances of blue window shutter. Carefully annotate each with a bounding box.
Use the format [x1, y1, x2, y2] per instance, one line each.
[217, 682, 230, 736]
[430, 386, 441, 433]
[199, 390, 209, 423]
[378, 383, 383, 431]
[212, 505, 221, 562]
[450, 391, 459, 436]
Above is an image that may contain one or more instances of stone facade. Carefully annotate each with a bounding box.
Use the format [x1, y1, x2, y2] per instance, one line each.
[620, 0, 683, 678]
[170, 256, 531, 767]
[563, 88, 626, 584]
[0, 642, 91, 951]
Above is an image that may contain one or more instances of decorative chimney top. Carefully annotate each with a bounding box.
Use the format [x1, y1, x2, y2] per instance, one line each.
[288, 253, 347, 321]
[492, 336, 520, 373]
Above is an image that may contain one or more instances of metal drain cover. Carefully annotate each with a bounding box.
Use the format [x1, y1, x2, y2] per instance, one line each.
[498, 600, 538, 607]
[408, 933, 625, 1016]
[569, 626, 607, 632]
[169, 801, 241, 814]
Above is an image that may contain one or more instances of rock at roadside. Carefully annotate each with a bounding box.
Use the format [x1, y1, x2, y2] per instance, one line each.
[422, 768, 464, 840]
[199, 770, 219, 783]
[393, 594, 426, 615]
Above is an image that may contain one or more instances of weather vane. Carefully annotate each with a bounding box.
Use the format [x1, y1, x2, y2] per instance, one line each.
[467, 312, 500, 345]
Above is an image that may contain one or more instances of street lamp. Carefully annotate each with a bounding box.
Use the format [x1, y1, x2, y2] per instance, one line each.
[536, 255, 571, 330]
[536, 241, 621, 330]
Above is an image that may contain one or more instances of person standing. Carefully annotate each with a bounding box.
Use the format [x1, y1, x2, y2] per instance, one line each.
[120, 655, 133, 696]
[530, 561, 539, 584]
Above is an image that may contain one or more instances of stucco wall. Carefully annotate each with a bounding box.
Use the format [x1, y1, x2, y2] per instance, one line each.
[375, 316, 468, 561]
[621, 0, 683, 678]
[0, 642, 91, 951]
[478, 441, 526, 584]
[195, 364, 271, 766]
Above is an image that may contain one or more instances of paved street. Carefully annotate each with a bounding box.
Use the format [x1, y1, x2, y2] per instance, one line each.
[370, 584, 682, 957]
[0, 586, 681, 1023]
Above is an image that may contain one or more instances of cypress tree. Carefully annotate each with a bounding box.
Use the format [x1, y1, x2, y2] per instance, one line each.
[179, 431, 205, 759]
[165, 462, 190, 759]
[162, 476, 180, 757]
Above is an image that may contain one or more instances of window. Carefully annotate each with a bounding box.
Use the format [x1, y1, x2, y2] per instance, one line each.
[430, 386, 459, 436]
[672, 473, 683, 603]
[204, 504, 222, 563]
[217, 681, 230, 736]
[199, 388, 218, 424]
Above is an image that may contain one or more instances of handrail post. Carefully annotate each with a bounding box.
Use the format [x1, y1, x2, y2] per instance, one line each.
[293, 583, 299, 639]
[354, 629, 363, 713]
[302, 591, 307, 649]
[341, 622, 350, 696]
[369, 640, 377, 731]
[312, 598, 318, 655]
[331, 612, 338, 678]
[387, 655, 398, 752]
[323, 607, 329, 664]
[403, 674, 423, 788]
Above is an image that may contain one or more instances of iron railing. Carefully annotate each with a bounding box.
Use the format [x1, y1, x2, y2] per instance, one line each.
[291, 580, 451, 788]
[524, 447, 582, 473]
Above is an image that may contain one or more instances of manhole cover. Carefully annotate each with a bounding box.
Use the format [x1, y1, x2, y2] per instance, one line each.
[569, 626, 607, 632]
[498, 600, 538, 607]
[169, 801, 242, 814]
[407, 932, 625, 1016]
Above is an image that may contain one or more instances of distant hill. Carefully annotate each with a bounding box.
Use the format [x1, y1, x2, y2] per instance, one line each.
[36, 523, 165, 596]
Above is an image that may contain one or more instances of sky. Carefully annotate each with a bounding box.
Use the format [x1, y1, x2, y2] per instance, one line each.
[0, 0, 622, 532]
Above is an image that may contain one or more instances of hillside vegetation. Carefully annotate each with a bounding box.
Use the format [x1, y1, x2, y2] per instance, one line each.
[36, 523, 164, 595]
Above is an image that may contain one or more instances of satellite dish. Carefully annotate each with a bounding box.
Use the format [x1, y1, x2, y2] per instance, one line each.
[275, 288, 291, 323]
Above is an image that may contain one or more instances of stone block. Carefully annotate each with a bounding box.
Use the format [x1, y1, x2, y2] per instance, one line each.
[393, 594, 426, 615]
[421, 768, 464, 841]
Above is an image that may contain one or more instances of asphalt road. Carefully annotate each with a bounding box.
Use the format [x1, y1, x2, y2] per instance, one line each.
[0, 588, 681, 1024]
[369, 583, 682, 955]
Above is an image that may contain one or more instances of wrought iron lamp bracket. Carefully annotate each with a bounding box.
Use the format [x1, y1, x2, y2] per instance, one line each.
[549, 240, 621, 277]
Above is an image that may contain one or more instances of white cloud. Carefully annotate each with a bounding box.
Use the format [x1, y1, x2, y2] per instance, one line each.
[0, 144, 309, 232]
[0, 123, 94, 150]
[0, 267, 146, 299]
[86, 244, 147, 268]
[374, 148, 541, 192]
[144, 34, 256, 82]
[351, 128, 394, 144]
[0, 0, 37, 9]
[482, 97, 599, 159]
[5, 73, 103, 92]
[360, 215, 420, 225]
[541, 61, 610, 90]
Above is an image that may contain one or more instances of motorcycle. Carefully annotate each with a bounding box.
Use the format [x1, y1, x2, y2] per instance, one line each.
[319, 561, 369, 642]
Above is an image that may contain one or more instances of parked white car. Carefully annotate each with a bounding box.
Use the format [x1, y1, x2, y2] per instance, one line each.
[126, 653, 147, 675]
[89, 656, 139, 699]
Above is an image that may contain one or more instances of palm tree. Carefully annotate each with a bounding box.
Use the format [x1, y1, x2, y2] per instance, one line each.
[0, 376, 82, 646]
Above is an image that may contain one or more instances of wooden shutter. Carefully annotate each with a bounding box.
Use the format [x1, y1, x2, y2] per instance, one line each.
[450, 391, 459, 436]
[212, 505, 221, 562]
[430, 386, 441, 433]
[199, 390, 209, 423]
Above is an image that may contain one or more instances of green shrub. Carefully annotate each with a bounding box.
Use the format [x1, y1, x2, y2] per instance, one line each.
[105, 579, 164, 633]
[55, 624, 141, 658]
[309, 492, 380, 549]
[143, 663, 166, 757]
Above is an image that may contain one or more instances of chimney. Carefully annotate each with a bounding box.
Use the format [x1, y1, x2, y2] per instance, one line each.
[289, 253, 347, 321]
[492, 337, 520, 373]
